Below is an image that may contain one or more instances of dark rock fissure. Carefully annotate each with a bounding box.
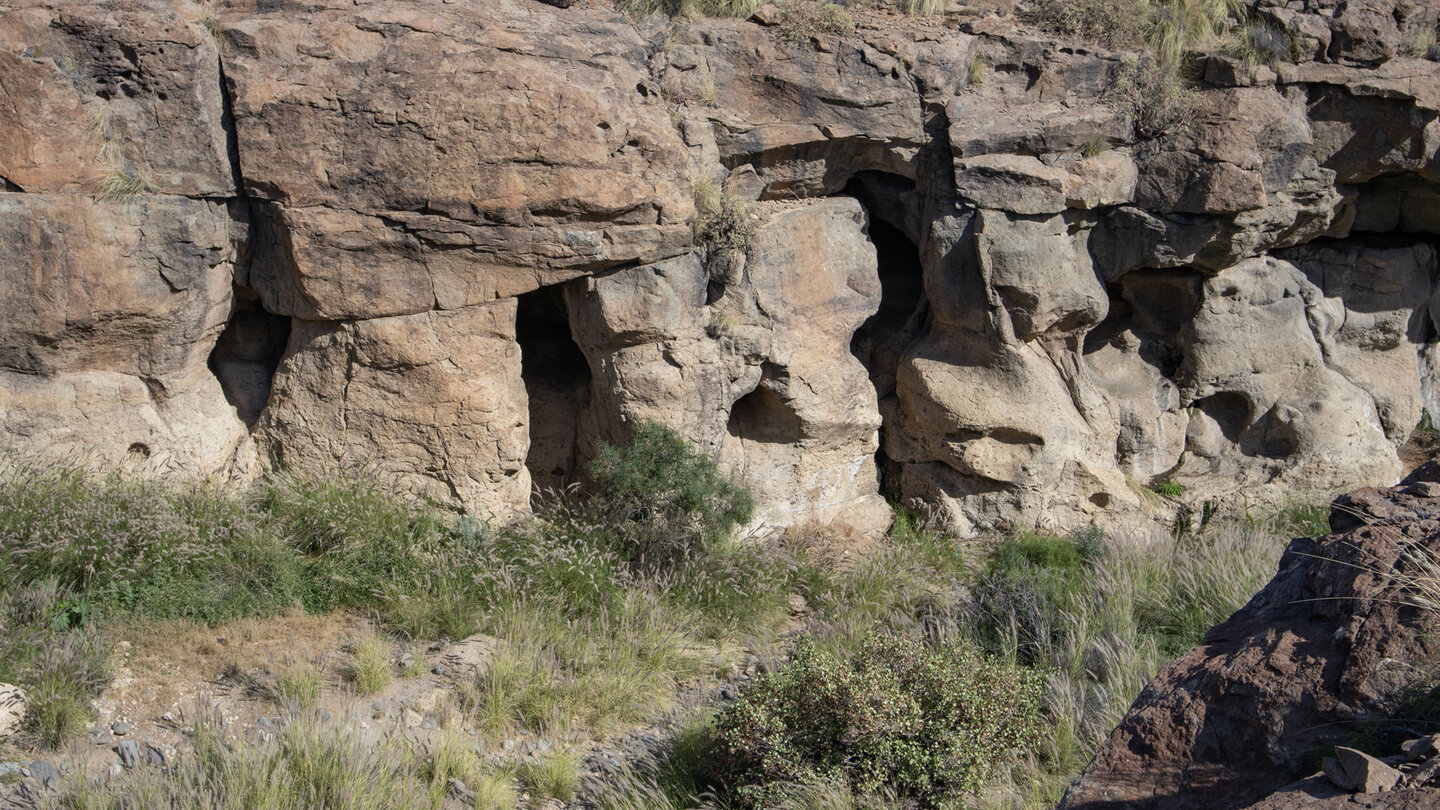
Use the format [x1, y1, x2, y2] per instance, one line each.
[516, 284, 592, 497]
[207, 288, 291, 429]
[846, 175, 927, 499]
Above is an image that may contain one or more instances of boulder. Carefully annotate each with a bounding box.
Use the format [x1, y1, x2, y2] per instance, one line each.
[1058, 467, 1440, 810]
[256, 301, 531, 518]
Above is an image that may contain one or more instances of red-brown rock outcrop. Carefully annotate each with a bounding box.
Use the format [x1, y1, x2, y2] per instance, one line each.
[1059, 463, 1440, 809]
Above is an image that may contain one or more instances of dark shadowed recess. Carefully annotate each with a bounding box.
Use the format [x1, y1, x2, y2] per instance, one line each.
[208, 287, 291, 428]
[515, 284, 592, 497]
[844, 171, 928, 498]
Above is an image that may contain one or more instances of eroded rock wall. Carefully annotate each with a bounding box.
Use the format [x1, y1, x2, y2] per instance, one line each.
[1, 0, 1438, 536]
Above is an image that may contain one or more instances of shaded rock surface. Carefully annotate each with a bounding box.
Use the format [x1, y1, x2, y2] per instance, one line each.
[0, 0, 1438, 536]
[1058, 463, 1440, 810]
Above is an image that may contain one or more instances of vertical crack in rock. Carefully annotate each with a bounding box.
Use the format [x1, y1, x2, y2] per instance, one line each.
[516, 283, 592, 496]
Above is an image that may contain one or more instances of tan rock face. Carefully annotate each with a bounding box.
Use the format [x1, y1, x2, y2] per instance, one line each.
[718, 200, 891, 537]
[221, 0, 695, 322]
[0, 193, 252, 475]
[0, 0, 233, 195]
[1, 0, 1438, 538]
[257, 301, 531, 520]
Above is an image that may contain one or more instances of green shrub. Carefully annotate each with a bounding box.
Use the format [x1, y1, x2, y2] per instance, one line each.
[1223, 20, 1299, 67]
[712, 632, 1046, 807]
[587, 421, 754, 572]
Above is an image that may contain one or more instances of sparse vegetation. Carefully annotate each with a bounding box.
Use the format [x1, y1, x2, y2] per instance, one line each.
[1223, 20, 1299, 68]
[0, 430, 1303, 805]
[1020, 0, 1149, 50]
[898, 0, 946, 16]
[1404, 25, 1440, 60]
[521, 750, 583, 801]
[1110, 58, 1207, 139]
[694, 175, 756, 257]
[615, 0, 763, 19]
[775, 0, 856, 45]
[346, 634, 393, 696]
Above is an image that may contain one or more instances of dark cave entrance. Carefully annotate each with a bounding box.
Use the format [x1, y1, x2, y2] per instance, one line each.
[515, 284, 592, 496]
[726, 365, 806, 446]
[208, 289, 291, 428]
[845, 173, 928, 498]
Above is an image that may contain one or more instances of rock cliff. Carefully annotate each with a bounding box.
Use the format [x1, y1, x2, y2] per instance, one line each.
[2, 0, 1439, 536]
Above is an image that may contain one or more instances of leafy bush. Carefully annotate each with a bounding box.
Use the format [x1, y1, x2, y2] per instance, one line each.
[587, 421, 754, 572]
[712, 632, 1046, 807]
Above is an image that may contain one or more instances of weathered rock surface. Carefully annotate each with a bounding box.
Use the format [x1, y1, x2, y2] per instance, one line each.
[223, 0, 694, 322]
[0, 683, 24, 739]
[0, 0, 1438, 536]
[1058, 463, 1440, 810]
[0, 193, 253, 476]
[258, 301, 531, 519]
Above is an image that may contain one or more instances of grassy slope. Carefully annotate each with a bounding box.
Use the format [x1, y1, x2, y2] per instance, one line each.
[0, 436, 1306, 807]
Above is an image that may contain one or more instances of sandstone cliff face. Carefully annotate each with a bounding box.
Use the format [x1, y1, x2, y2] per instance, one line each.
[1, 0, 1438, 535]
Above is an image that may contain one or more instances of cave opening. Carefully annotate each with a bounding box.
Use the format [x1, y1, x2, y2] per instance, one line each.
[515, 284, 592, 496]
[208, 288, 291, 428]
[844, 173, 928, 499]
[726, 366, 805, 446]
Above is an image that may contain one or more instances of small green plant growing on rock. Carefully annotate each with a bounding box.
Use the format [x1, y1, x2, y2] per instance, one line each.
[694, 175, 755, 258]
[711, 632, 1046, 807]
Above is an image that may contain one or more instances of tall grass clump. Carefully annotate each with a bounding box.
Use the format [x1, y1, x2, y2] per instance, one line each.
[711, 632, 1045, 807]
[1223, 20, 1299, 67]
[1404, 26, 1440, 60]
[49, 717, 493, 809]
[898, 0, 946, 16]
[0, 580, 109, 748]
[963, 519, 1290, 805]
[0, 464, 306, 624]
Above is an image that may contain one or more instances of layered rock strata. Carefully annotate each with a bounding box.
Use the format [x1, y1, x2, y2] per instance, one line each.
[1, 0, 1439, 534]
